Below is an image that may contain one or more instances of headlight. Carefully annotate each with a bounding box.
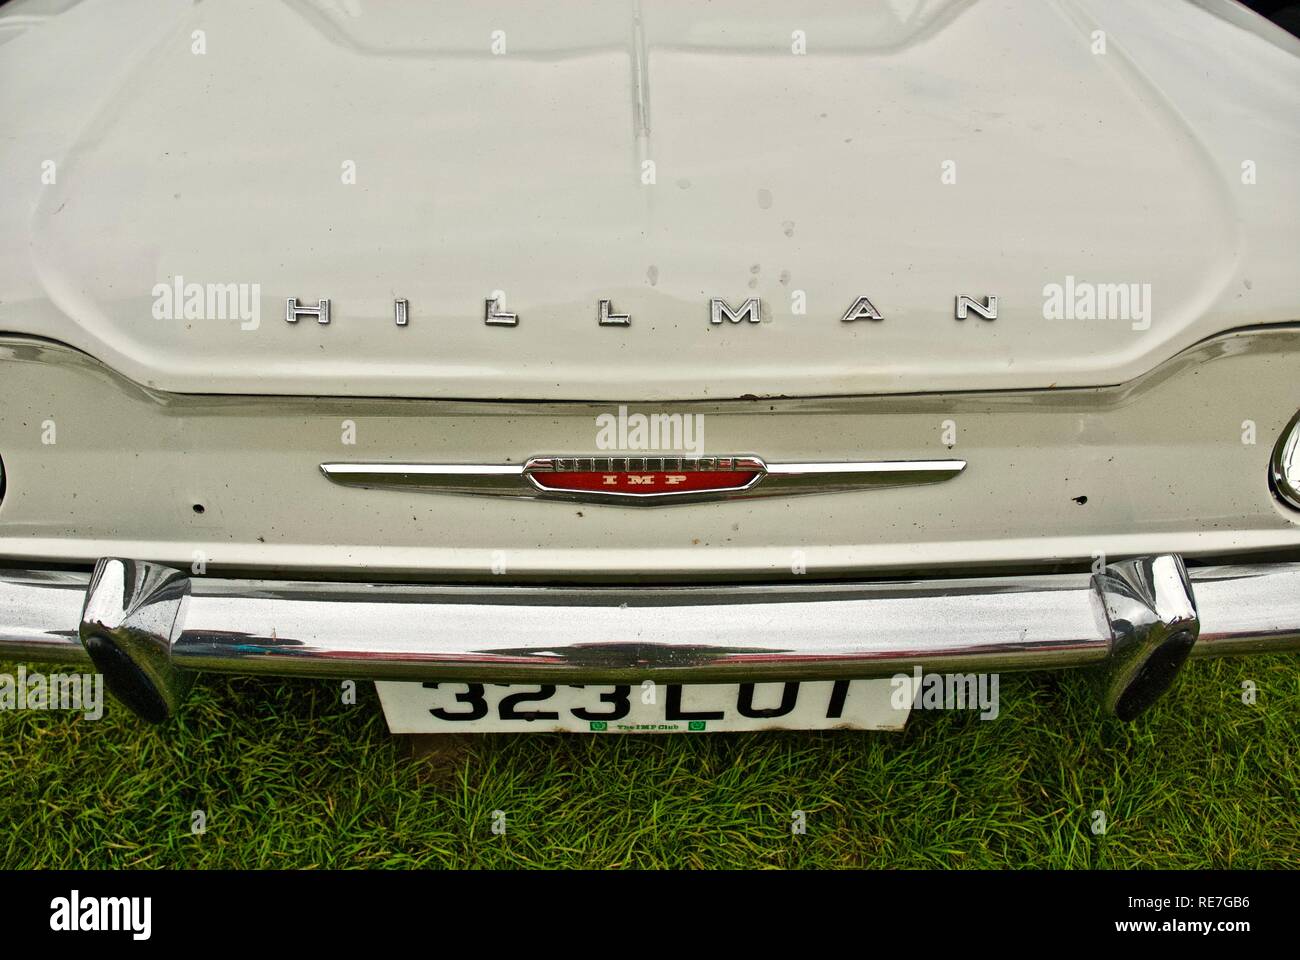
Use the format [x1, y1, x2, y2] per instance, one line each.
[1271, 410, 1300, 510]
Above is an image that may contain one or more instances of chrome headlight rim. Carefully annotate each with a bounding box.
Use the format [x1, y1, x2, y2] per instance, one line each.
[1270, 409, 1300, 511]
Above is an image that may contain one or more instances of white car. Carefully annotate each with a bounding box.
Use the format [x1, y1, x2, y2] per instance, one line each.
[1, 0, 1298, 732]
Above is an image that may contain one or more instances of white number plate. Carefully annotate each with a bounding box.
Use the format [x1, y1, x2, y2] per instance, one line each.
[376, 679, 914, 733]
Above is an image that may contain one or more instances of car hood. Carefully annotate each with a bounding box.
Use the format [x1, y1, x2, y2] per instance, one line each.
[1, 0, 1297, 400]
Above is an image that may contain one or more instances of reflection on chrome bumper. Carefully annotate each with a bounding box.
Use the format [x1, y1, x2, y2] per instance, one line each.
[0, 556, 1297, 723]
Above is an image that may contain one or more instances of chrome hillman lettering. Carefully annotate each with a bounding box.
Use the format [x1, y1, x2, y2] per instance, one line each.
[283, 294, 1000, 328]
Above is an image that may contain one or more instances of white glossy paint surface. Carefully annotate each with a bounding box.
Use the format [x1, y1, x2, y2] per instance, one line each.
[0, 0, 1296, 399]
[1, 329, 1298, 576]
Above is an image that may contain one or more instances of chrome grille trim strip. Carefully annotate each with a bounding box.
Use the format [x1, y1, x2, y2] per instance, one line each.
[318, 457, 967, 505]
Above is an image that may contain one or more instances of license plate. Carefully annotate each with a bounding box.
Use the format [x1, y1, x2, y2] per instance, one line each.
[376, 679, 915, 733]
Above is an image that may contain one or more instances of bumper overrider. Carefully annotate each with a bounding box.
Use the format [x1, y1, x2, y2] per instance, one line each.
[0, 555, 1297, 723]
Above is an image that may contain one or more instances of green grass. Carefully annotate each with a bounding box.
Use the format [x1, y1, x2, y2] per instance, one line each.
[1, 657, 1296, 868]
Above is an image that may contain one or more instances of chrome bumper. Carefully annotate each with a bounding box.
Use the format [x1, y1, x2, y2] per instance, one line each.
[0, 555, 1297, 722]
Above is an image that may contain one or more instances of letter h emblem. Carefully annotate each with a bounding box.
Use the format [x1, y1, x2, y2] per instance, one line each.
[286, 297, 331, 325]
